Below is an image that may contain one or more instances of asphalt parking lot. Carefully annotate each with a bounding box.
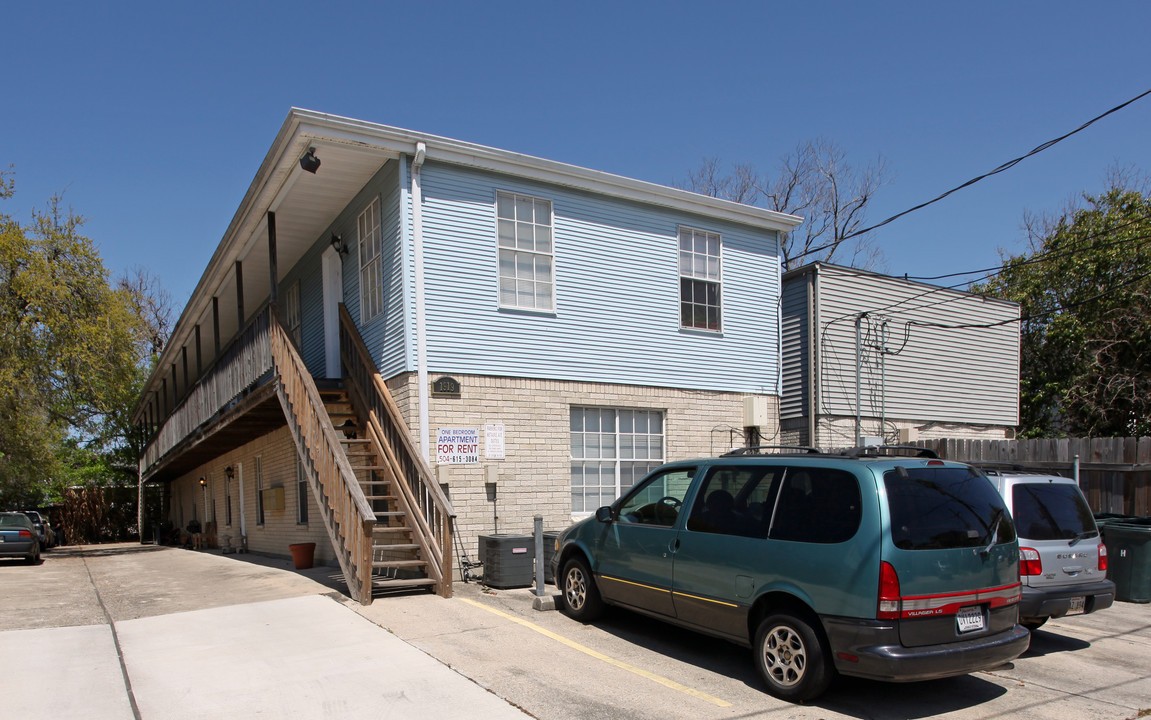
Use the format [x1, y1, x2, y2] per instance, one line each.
[2, 544, 1149, 720]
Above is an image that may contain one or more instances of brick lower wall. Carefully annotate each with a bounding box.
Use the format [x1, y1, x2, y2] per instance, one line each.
[386, 373, 779, 569]
[163, 375, 780, 580]
[164, 427, 338, 566]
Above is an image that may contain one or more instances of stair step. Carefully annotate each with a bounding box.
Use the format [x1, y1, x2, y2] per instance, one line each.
[373, 525, 412, 534]
[364, 495, 397, 501]
[340, 438, 372, 444]
[358, 479, 391, 485]
[374, 511, 405, 518]
[374, 543, 420, 551]
[372, 559, 428, 569]
[371, 577, 437, 589]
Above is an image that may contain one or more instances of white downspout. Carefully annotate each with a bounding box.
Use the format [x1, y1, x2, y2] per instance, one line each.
[412, 142, 430, 462]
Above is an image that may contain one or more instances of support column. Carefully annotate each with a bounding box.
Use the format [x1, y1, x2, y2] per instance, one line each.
[267, 212, 278, 308]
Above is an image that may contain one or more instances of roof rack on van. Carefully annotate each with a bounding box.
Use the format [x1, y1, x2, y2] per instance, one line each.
[969, 462, 1061, 477]
[722, 445, 822, 457]
[840, 445, 940, 459]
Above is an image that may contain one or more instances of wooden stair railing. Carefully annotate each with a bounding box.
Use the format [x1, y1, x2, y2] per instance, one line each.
[339, 304, 456, 598]
[268, 314, 376, 605]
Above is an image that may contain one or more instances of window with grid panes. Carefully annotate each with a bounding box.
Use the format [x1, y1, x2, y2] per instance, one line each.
[678, 226, 722, 331]
[497, 191, 554, 311]
[358, 198, 383, 322]
[570, 407, 665, 514]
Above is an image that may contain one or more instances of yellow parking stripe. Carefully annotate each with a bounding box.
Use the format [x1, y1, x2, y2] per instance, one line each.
[459, 597, 733, 708]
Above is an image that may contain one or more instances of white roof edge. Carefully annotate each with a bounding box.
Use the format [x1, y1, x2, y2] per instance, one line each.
[783, 262, 1022, 312]
[289, 108, 804, 231]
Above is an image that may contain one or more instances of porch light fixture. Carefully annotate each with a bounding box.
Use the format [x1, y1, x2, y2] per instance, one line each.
[329, 233, 348, 256]
[225, 466, 234, 481]
[199, 477, 206, 488]
[299, 146, 321, 174]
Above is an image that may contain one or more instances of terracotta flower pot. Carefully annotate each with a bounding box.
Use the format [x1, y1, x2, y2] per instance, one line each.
[288, 542, 316, 570]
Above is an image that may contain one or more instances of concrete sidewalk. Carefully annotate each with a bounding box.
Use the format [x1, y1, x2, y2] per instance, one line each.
[2, 545, 527, 720]
[117, 594, 527, 719]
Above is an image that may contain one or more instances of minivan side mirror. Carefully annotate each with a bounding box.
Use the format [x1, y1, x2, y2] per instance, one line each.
[595, 506, 614, 523]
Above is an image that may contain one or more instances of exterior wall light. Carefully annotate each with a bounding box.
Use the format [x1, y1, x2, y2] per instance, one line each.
[299, 147, 321, 174]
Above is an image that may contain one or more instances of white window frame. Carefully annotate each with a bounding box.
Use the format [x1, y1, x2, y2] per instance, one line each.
[297, 458, 309, 525]
[569, 407, 665, 516]
[358, 198, 383, 322]
[254, 456, 264, 526]
[678, 226, 722, 332]
[284, 281, 301, 349]
[496, 190, 554, 311]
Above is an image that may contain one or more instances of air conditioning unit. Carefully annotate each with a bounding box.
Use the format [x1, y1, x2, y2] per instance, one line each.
[479, 534, 535, 589]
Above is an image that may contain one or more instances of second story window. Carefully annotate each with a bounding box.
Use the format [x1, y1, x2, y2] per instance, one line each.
[679, 226, 722, 331]
[497, 191, 554, 311]
[284, 281, 301, 348]
[358, 198, 383, 322]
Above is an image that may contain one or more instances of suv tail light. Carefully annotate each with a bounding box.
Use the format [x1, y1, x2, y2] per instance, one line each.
[1020, 547, 1042, 576]
[1098, 543, 1108, 572]
[878, 561, 901, 619]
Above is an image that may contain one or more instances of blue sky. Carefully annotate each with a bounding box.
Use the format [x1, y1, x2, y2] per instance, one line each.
[4, 2, 1150, 307]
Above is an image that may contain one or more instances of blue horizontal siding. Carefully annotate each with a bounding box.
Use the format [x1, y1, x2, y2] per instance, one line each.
[417, 162, 781, 394]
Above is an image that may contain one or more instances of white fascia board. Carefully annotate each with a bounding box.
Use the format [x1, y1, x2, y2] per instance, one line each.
[290, 108, 805, 232]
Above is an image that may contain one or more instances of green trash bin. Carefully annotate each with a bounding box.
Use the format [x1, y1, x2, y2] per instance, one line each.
[1104, 520, 1151, 603]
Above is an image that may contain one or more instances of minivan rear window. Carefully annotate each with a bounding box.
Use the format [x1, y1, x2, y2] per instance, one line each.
[1011, 483, 1096, 541]
[884, 467, 1014, 551]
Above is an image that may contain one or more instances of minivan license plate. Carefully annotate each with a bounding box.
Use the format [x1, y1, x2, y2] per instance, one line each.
[1068, 596, 1086, 615]
[956, 606, 984, 633]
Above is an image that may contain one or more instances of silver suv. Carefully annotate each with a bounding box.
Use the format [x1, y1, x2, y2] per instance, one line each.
[981, 467, 1115, 630]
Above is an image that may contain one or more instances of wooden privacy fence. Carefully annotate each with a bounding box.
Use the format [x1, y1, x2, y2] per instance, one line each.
[911, 437, 1151, 516]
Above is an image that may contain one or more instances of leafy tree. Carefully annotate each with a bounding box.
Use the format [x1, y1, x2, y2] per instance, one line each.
[977, 184, 1151, 437]
[681, 138, 891, 269]
[0, 171, 160, 508]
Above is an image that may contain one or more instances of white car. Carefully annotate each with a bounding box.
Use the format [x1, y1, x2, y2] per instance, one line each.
[981, 467, 1115, 630]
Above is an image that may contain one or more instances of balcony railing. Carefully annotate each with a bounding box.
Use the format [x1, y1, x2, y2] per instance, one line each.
[140, 307, 273, 475]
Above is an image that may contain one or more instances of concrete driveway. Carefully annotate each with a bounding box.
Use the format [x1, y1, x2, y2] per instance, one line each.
[2, 544, 1149, 720]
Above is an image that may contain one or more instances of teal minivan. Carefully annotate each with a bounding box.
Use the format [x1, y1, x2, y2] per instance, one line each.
[551, 447, 1030, 701]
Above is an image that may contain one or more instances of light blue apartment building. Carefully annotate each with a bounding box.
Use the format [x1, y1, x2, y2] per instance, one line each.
[134, 109, 801, 601]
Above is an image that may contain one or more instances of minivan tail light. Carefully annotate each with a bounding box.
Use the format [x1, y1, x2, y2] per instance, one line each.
[1098, 543, 1107, 572]
[1020, 547, 1042, 576]
[878, 561, 901, 619]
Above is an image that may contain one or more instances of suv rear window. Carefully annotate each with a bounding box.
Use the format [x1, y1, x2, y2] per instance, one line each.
[1011, 483, 1096, 541]
[884, 467, 1014, 550]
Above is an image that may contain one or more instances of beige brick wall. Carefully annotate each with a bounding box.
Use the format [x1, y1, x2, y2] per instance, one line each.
[166, 375, 780, 575]
[387, 373, 779, 563]
[166, 427, 339, 566]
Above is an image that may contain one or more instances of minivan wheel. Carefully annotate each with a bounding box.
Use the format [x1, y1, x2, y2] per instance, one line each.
[560, 557, 604, 622]
[754, 613, 833, 702]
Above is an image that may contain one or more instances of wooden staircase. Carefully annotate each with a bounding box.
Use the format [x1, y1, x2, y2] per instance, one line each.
[319, 386, 437, 593]
[268, 305, 454, 605]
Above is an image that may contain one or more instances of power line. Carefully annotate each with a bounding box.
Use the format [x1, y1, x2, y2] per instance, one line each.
[908, 267, 1151, 330]
[791, 86, 1151, 264]
[904, 213, 1151, 282]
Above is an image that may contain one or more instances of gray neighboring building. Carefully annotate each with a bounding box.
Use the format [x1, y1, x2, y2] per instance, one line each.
[780, 263, 1020, 449]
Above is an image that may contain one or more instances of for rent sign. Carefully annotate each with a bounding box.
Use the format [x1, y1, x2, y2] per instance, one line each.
[436, 427, 479, 464]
